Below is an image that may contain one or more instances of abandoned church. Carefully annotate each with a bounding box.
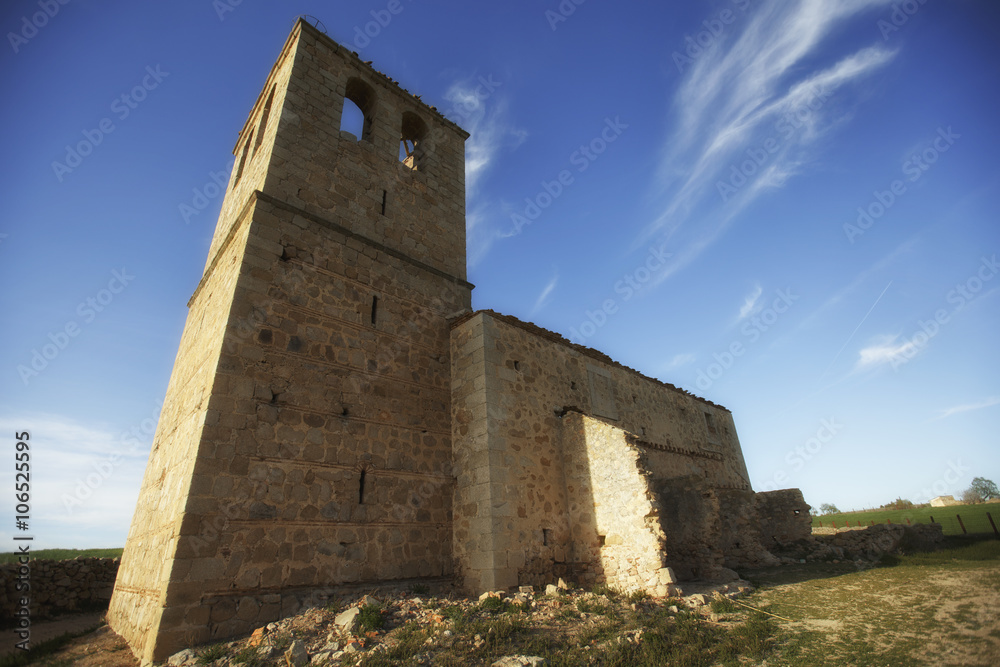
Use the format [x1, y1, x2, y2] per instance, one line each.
[108, 19, 810, 663]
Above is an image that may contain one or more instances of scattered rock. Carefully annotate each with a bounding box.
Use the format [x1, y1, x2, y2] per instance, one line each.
[258, 645, 280, 660]
[492, 655, 548, 667]
[544, 584, 560, 596]
[311, 645, 341, 664]
[557, 578, 569, 590]
[518, 585, 534, 594]
[334, 606, 361, 633]
[247, 626, 265, 647]
[710, 567, 741, 582]
[657, 566, 678, 584]
[166, 648, 197, 666]
[285, 639, 309, 666]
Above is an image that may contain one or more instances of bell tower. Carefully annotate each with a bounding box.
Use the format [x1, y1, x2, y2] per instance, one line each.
[109, 19, 472, 663]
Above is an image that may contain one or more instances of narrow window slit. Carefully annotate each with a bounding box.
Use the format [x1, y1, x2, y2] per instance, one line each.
[253, 86, 276, 154]
[542, 528, 552, 546]
[359, 469, 367, 504]
[381, 190, 387, 215]
[234, 137, 251, 185]
[370, 295, 379, 325]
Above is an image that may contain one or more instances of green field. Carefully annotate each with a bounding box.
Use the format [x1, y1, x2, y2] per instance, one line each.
[0, 547, 123, 564]
[813, 503, 1000, 536]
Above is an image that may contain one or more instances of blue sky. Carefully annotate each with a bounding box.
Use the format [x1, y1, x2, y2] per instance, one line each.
[1, 0, 997, 549]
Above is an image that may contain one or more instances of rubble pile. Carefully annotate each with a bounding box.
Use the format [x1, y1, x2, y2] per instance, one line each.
[164, 578, 752, 666]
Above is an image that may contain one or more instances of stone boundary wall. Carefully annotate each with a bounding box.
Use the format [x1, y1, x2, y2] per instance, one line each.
[811, 525, 868, 536]
[0, 558, 119, 624]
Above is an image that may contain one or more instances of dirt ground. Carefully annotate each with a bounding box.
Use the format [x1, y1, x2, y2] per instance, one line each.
[747, 559, 1000, 666]
[4, 616, 137, 667]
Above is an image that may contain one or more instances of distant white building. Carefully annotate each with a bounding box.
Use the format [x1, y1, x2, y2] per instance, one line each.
[930, 495, 960, 507]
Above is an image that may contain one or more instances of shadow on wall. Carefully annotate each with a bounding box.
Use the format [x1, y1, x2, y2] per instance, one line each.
[650, 475, 723, 580]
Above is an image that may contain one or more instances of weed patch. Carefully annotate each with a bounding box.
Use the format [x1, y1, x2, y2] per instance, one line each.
[358, 603, 385, 632]
[197, 643, 228, 664]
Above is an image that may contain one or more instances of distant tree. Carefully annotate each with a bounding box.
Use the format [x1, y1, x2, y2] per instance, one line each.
[819, 503, 840, 515]
[969, 477, 999, 501]
[962, 488, 984, 505]
[809, 508, 819, 517]
[882, 497, 915, 511]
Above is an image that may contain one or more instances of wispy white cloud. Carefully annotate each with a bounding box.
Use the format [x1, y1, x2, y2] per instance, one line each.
[639, 0, 897, 280]
[465, 204, 495, 269]
[444, 78, 526, 266]
[854, 334, 920, 370]
[666, 353, 696, 370]
[531, 272, 559, 315]
[738, 283, 764, 319]
[933, 396, 1000, 421]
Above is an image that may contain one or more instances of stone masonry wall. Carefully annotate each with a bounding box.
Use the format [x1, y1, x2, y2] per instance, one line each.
[1, 558, 119, 624]
[755, 489, 813, 548]
[716, 487, 781, 570]
[562, 412, 676, 595]
[450, 312, 505, 593]
[264, 22, 468, 282]
[111, 20, 471, 663]
[450, 311, 757, 593]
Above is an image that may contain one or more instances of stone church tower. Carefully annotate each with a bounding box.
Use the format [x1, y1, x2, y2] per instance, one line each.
[108, 19, 472, 662]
